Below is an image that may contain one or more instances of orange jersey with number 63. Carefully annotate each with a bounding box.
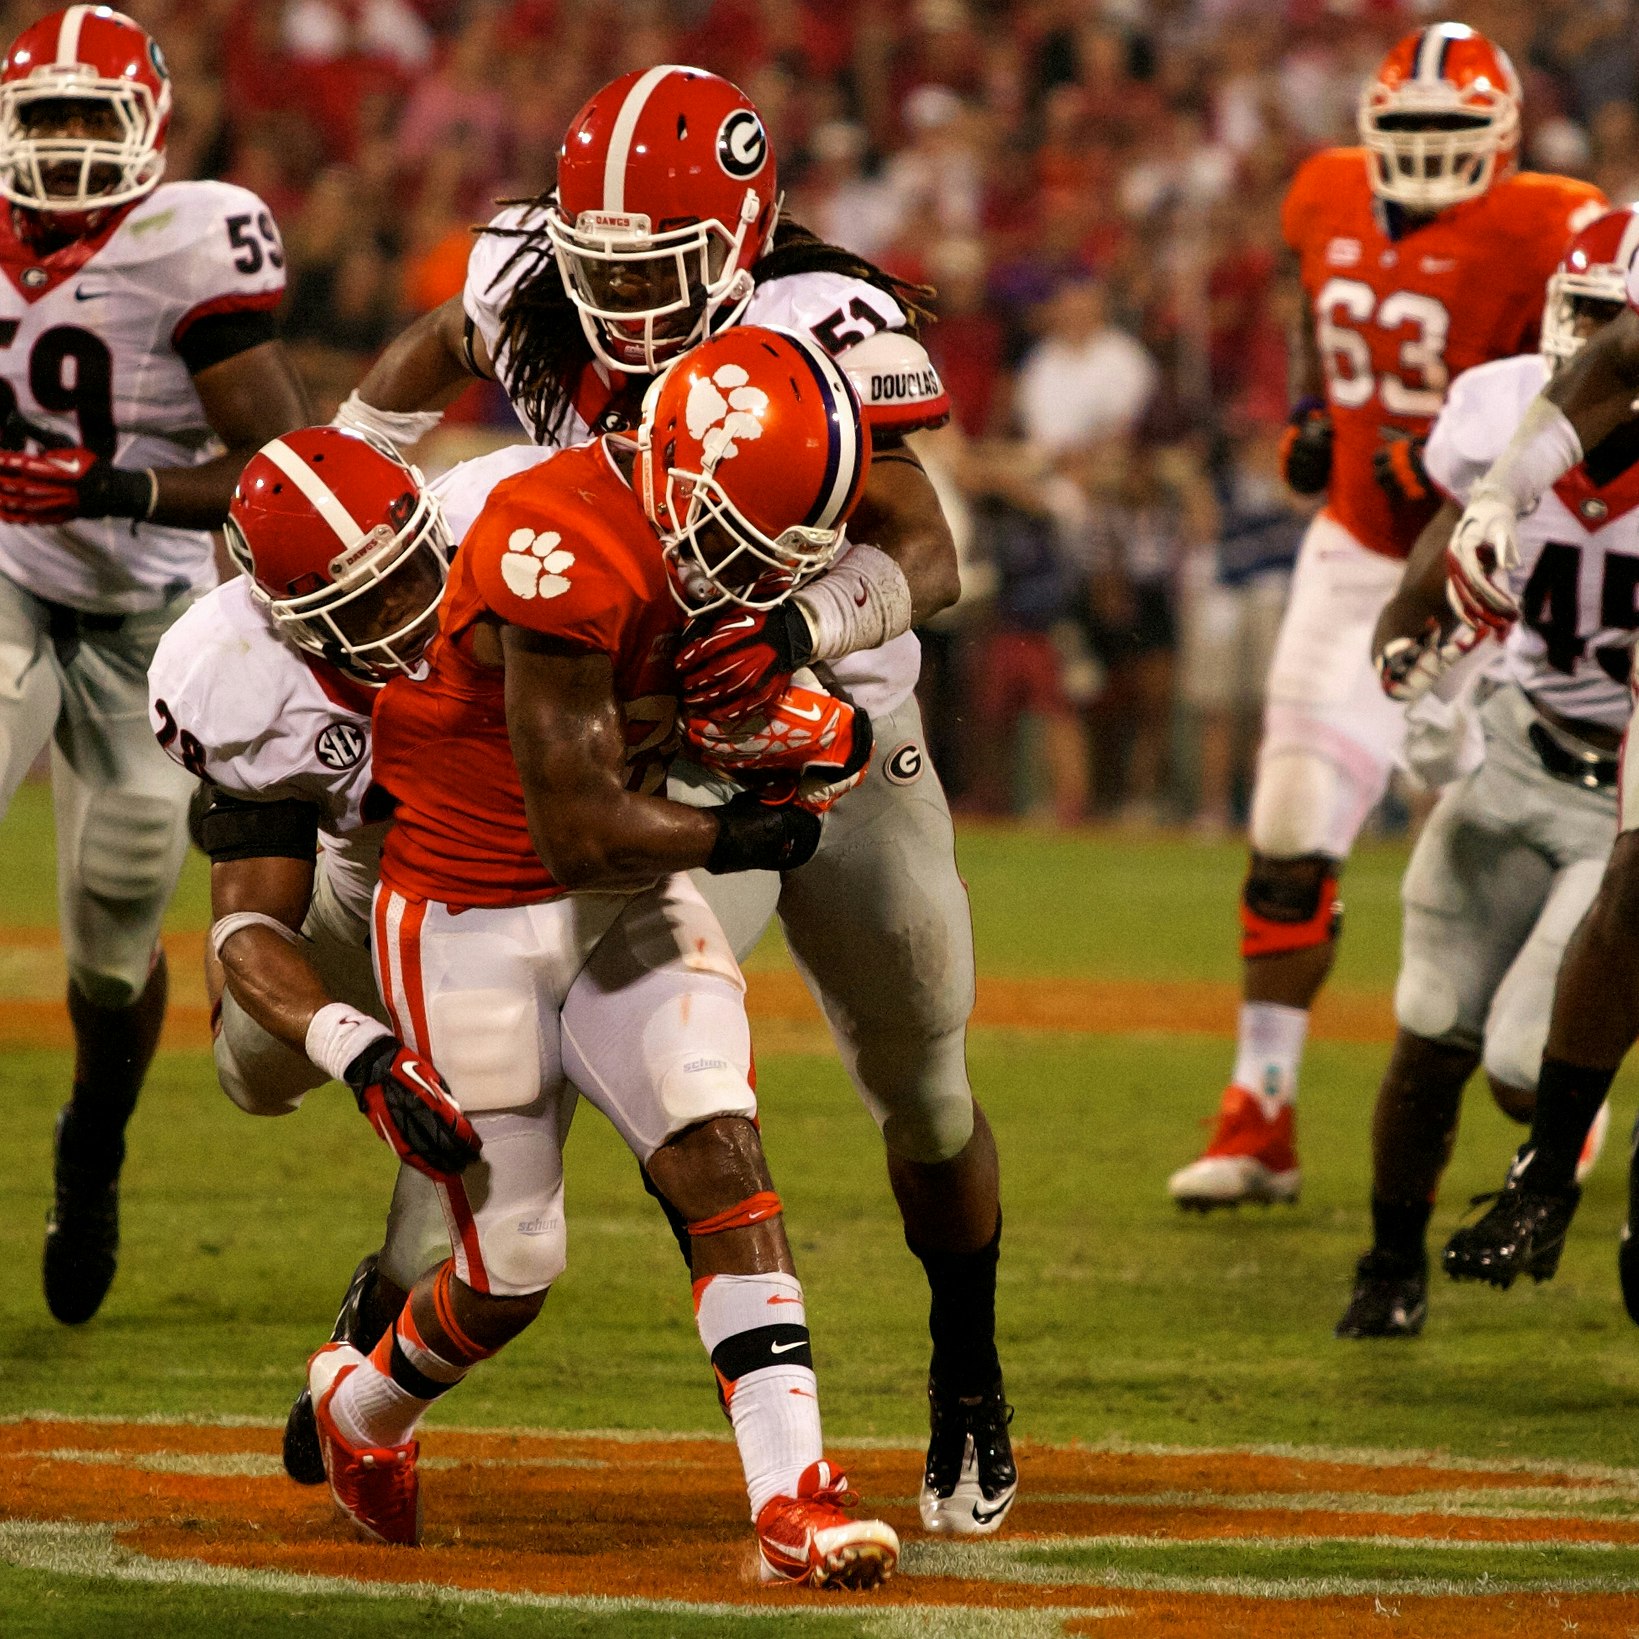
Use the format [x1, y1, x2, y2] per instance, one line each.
[1282, 147, 1603, 559]
[372, 440, 684, 909]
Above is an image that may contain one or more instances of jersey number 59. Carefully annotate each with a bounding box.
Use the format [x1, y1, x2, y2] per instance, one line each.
[1315, 278, 1451, 418]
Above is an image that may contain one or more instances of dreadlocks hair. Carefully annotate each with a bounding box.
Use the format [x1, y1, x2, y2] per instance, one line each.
[476, 202, 938, 445]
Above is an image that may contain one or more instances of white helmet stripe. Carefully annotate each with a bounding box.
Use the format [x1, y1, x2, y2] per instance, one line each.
[55, 4, 92, 65]
[602, 63, 684, 214]
[1414, 25, 1450, 85]
[259, 438, 366, 549]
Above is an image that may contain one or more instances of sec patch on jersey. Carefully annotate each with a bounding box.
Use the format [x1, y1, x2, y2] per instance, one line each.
[314, 723, 366, 771]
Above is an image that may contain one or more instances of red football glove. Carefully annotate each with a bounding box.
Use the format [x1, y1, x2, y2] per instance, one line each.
[0, 446, 153, 524]
[343, 1037, 482, 1182]
[675, 601, 814, 724]
[688, 683, 873, 813]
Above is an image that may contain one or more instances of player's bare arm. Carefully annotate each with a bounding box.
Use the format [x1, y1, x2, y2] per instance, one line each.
[1374, 499, 1461, 653]
[499, 624, 722, 888]
[150, 341, 312, 528]
[350, 294, 490, 413]
[210, 848, 327, 1050]
[850, 439, 960, 622]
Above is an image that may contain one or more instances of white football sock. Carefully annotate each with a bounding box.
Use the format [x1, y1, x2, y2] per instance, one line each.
[1231, 1001, 1309, 1111]
[694, 1272, 823, 1518]
[327, 1353, 439, 1449]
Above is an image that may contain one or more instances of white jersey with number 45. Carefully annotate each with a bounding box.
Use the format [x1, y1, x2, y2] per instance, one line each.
[146, 443, 555, 922]
[1424, 351, 1639, 734]
[0, 179, 286, 615]
[463, 207, 949, 718]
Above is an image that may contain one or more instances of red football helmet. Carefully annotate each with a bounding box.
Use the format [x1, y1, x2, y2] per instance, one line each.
[1358, 23, 1519, 211]
[546, 65, 779, 374]
[226, 428, 453, 684]
[0, 6, 170, 222]
[1541, 207, 1639, 368]
[637, 325, 869, 612]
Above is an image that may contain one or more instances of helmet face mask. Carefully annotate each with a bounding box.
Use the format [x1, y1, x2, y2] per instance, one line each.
[0, 10, 171, 222]
[547, 194, 760, 375]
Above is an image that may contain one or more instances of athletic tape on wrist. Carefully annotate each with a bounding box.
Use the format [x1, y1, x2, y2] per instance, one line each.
[792, 543, 913, 662]
[333, 390, 445, 450]
[209, 910, 301, 960]
[1484, 396, 1583, 513]
[304, 1000, 392, 1083]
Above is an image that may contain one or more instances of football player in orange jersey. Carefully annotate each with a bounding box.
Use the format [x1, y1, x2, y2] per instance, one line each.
[307, 328, 899, 1587]
[1169, 22, 1605, 1213]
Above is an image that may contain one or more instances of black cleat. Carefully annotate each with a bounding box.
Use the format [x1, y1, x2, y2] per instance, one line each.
[42, 1107, 121, 1326]
[919, 1376, 1017, 1535]
[283, 1253, 384, 1486]
[1619, 1111, 1639, 1328]
[1336, 1249, 1427, 1338]
[1442, 1149, 1580, 1290]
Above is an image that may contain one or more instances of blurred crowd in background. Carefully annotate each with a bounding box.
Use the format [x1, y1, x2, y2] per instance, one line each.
[14, 0, 1637, 828]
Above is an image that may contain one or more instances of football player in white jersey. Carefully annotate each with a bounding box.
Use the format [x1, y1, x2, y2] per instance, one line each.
[0, 7, 310, 1324]
[1335, 208, 1639, 1337]
[148, 427, 550, 1483]
[1442, 212, 1639, 1302]
[334, 67, 1014, 1533]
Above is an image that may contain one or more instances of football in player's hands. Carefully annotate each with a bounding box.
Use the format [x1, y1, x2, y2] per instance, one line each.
[1280, 399, 1333, 496]
[1373, 435, 1431, 504]
[1445, 486, 1522, 635]
[687, 685, 872, 811]
[0, 446, 153, 524]
[675, 600, 814, 723]
[344, 1036, 482, 1182]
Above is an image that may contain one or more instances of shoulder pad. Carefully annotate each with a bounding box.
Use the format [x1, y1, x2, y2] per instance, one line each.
[834, 329, 950, 438]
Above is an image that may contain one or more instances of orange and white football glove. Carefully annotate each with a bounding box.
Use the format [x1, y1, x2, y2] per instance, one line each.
[687, 683, 873, 814]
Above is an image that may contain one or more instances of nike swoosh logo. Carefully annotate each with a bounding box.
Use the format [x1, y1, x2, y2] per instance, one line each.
[769, 1339, 807, 1354]
[766, 1294, 803, 1305]
[74, 286, 106, 301]
[972, 1496, 1013, 1523]
[783, 702, 823, 722]
[854, 587, 869, 607]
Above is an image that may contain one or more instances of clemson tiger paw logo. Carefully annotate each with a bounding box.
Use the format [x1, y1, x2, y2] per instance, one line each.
[686, 364, 768, 463]
[501, 529, 574, 600]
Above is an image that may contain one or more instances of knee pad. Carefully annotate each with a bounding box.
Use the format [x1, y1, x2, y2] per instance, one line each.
[67, 962, 144, 1011]
[1240, 853, 1341, 960]
[1482, 1020, 1545, 1108]
[1486, 1072, 1535, 1125]
[865, 1028, 976, 1165]
[212, 995, 317, 1116]
[480, 1206, 568, 1296]
[77, 788, 185, 905]
[1392, 962, 1475, 1051]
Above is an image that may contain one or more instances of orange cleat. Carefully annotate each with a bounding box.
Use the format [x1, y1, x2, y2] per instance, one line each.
[756, 1460, 899, 1588]
[308, 1342, 422, 1546]
[1169, 1084, 1300, 1210]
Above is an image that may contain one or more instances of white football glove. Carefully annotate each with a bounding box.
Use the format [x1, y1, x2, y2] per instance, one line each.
[1376, 617, 1482, 703]
[1445, 484, 1522, 635]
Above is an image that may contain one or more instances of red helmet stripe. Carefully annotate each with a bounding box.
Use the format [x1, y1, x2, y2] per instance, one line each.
[55, 4, 93, 66]
[259, 437, 366, 549]
[602, 63, 684, 214]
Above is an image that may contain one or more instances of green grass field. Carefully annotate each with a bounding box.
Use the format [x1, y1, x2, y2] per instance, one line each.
[3, 781, 1638, 1635]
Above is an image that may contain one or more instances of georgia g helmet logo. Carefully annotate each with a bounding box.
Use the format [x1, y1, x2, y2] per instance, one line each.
[716, 108, 767, 180]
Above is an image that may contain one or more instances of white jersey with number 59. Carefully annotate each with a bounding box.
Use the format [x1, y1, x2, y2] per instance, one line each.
[1425, 351, 1639, 733]
[0, 179, 286, 616]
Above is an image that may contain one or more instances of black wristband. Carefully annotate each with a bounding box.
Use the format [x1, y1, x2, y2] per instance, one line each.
[706, 792, 822, 875]
[777, 599, 816, 669]
[79, 460, 155, 520]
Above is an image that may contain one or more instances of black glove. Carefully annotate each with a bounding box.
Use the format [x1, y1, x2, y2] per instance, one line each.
[344, 1036, 482, 1181]
[705, 790, 823, 875]
[1373, 434, 1432, 504]
[1279, 398, 1332, 496]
